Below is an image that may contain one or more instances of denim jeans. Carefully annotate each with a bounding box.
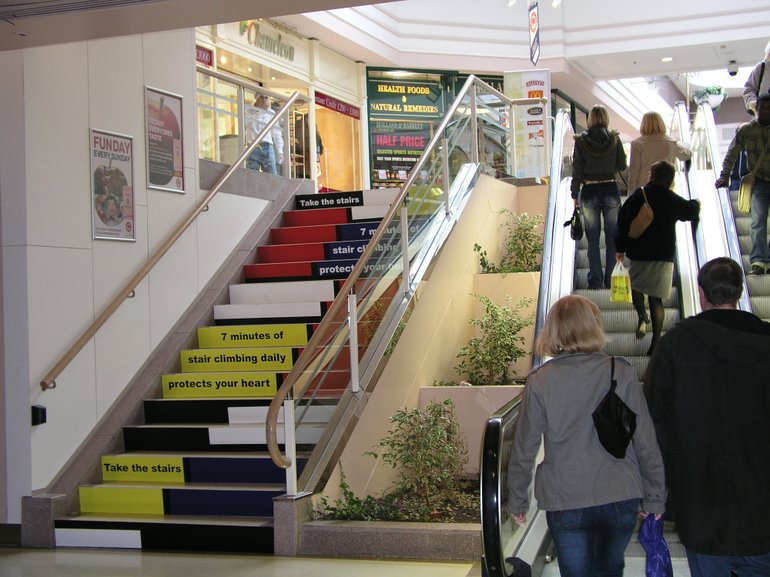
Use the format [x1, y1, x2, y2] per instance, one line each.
[580, 182, 621, 288]
[749, 178, 770, 266]
[546, 498, 639, 577]
[686, 548, 770, 577]
[246, 142, 277, 174]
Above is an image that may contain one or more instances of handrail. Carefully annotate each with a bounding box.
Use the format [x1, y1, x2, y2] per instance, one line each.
[39, 92, 305, 391]
[695, 103, 751, 311]
[265, 74, 548, 468]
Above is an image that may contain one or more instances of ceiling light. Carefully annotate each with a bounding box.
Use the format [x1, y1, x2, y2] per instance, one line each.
[551, 0, 561, 6]
[661, 56, 674, 63]
[507, 0, 517, 6]
[219, 55, 227, 64]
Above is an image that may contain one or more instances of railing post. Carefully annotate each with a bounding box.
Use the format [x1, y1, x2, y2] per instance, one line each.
[347, 291, 360, 394]
[401, 204, 410, 293]
[442, 133, 451, 216]
[470, 84, 479, 164]
[283, 397, 298, 496]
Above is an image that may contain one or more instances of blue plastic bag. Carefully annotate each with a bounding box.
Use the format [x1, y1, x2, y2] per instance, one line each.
[639, 514, 673, 577]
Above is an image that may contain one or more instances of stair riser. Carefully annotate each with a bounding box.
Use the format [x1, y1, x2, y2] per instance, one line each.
[55, 521, 274, 553]
[100, 454, 306, 484]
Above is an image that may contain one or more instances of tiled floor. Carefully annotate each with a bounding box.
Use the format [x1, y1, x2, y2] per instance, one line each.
[0, 548, 693, 577]
[0, 549, 477, 577]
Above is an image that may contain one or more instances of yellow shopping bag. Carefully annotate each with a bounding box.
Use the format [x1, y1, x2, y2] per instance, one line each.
[610, 262, 632, 303]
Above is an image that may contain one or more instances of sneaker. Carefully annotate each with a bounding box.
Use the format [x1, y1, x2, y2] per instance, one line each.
[751, 264, 766, 275]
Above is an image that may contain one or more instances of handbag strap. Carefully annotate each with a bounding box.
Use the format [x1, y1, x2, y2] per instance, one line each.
[641, 186, 650, 206]
[748, 149, 768, 178]
[610, 356, 617, 392]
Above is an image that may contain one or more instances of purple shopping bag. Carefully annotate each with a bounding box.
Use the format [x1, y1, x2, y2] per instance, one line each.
[639, 514, 673, 577]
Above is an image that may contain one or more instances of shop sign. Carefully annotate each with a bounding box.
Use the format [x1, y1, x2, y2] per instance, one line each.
[367, 79, 443, 119]
[239, 20, 295, 63]
[369, 119, 432, 187]
[196, 45, 213, 67]
[315, 91, 360, 119]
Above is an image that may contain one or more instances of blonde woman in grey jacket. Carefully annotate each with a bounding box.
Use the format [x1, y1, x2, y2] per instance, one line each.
[628, 111, 691, 194]
[507, 295, 665, 577]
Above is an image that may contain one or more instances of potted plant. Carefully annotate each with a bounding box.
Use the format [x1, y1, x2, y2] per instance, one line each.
[316, 399, 474, 522]
[473, 209, 544, 274]
[454, 294, 534, 386]
[692, 85, 727, 111]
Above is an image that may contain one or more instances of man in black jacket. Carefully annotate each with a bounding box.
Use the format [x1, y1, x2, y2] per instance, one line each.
[644, 257, 770, 577]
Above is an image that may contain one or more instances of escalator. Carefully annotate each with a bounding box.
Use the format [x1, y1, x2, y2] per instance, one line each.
[480, 105, 709, 577]
[689, 102, 759, 316]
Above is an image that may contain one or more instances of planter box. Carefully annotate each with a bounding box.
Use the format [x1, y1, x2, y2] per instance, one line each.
[420, 385, 524, 475]
[300, 519, 481, 560]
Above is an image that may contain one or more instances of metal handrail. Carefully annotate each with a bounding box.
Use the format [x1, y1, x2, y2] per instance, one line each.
[695, 103, 752, 311]
[39, 92, 305, 391]
[265, 75, 548, 468]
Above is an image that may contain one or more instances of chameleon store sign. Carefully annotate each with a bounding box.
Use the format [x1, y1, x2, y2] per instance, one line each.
[239, 21, 295, 62]
[367, 80, 443, 119]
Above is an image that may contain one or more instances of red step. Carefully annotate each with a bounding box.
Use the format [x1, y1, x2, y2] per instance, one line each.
[270, 224, 339, 245]
[243, 260, 358, 282]
[282, 207, 350, 227]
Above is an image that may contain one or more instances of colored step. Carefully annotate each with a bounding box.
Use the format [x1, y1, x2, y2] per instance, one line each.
[179, 347, 299, 373]
[161, 372, 281, 398]
[242, 259, 359, 282]
[143, 398, 337, 425]
[122, 423, 323, 452]
[282, 205, 388, 227]
[99, 453, 306, 484]
[197, 324, 312, 348]
[293, 189, 398, 210]
[257, 239, 369, 263]
[270, 221, 380, 245]
[79, 484, 282, 517]
[213, 302, 326, 325]
[55, 516, 274, 553]
[228, 279, 337, 305]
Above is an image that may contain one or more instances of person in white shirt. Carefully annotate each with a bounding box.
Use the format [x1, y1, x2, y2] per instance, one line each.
[245, 94, 284, 174]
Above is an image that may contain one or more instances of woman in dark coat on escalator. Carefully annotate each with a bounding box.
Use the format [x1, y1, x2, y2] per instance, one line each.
[571, 104, 628, 289]
[615, 160, 700, 356]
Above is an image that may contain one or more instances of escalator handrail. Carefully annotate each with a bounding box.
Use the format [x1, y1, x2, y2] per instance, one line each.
[695, 103, 752, 311]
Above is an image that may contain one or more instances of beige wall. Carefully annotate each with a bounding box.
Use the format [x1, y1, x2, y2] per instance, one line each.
[317, 178, 547, 501]
[0, 30, 269, 522]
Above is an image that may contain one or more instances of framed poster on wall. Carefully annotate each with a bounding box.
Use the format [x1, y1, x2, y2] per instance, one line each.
[144, 86, 184, 192]
[90, 129, 135, 241]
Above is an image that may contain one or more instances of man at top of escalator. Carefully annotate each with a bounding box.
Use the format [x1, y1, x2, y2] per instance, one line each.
[715, 93, 770, 276]
[644, 257, 770, 577]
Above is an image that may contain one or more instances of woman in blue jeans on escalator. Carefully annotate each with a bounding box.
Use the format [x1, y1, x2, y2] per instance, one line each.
[507, 295, 666, 577]
[571, 105, 628, 289]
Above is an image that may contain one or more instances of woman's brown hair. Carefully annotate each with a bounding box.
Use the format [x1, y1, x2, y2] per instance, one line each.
[536, 295, 607, 357]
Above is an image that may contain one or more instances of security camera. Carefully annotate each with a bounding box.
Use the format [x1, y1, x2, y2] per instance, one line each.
[727, 60, 739, 77]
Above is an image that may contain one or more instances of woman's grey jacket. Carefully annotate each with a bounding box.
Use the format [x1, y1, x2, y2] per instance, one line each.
[507, 352, 666, 516]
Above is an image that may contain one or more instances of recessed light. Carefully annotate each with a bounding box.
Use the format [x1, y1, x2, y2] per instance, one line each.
[661, 56, 674, 63]
[219, 55, 227, 64]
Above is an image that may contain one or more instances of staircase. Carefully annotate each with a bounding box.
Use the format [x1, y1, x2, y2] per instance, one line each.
[53, 189, 395, 553]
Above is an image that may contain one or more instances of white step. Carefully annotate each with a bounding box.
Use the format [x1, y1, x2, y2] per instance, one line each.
[229, 280, 336, 305]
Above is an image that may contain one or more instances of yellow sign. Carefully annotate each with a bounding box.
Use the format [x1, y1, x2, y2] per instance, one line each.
[197, 324, 309, 348]
[79, 486, 164, 515]
[180, 347, 294, 372]
[101, 455, 185, 483]
[162, 372, 279, 398]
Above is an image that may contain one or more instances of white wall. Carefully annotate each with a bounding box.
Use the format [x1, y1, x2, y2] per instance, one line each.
[0, 29, 268, 523]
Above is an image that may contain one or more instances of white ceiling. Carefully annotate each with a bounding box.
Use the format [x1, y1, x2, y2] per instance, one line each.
[1, 0, 767, 135]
